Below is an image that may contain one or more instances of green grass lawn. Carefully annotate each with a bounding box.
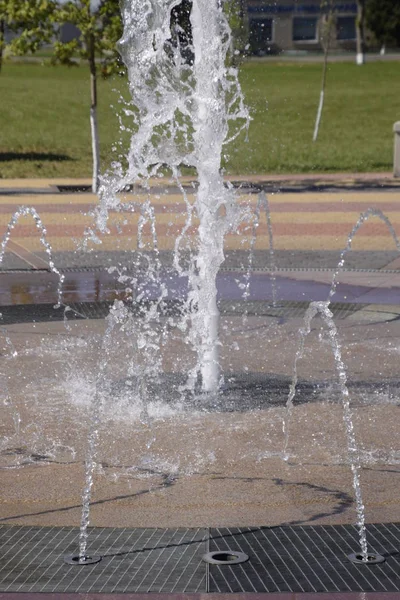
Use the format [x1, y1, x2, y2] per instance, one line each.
[0, 60, 399, 178]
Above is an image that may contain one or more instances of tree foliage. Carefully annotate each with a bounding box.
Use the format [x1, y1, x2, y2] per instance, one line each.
[0, 0, 54, 71]
[319, 0, 335, 53]
[366, 0, 400, 47]
[51, 0, 124, 78]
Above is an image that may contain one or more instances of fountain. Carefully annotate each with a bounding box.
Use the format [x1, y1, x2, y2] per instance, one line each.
[72, 0, 396, 566]
[0, 0, 399, 589]
[95, 0, 249, 395]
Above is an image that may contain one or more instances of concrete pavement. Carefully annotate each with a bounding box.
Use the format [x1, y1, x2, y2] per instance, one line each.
[0, 176, 399, 532]
[0, 312, 399, 529]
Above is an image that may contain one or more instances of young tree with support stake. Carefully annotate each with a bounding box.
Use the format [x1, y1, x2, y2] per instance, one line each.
[51, 0, 123, 193]
[313, 0, 335, 142]
[356, 0, 366, 64]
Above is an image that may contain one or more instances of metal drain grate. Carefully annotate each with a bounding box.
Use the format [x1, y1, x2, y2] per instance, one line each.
[0, 526, 207, 593]
[209, 524, 400, 593]
[1, 524, 399, 593]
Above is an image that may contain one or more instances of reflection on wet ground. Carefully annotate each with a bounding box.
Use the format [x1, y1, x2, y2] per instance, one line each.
[0, 267, 399, 309]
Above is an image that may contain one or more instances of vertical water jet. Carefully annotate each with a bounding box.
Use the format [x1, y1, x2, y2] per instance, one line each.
[98, 0, 249, 395]
[190, 0, 234, 391]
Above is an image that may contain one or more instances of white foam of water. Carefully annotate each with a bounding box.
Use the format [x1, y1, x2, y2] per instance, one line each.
[63, 372, 186, 422]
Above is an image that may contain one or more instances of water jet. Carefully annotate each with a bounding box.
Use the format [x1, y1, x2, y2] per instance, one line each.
[0, 0, 399, 592]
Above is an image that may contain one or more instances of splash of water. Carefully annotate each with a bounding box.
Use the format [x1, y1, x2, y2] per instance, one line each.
[0, 207, 64, 307]
[283, 301, 368, 562]
[0, 333, 21, 452]
[97, 0, 249, 394]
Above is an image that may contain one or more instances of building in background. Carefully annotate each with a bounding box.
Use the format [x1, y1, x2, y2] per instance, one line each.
[247, 0, 359, 55]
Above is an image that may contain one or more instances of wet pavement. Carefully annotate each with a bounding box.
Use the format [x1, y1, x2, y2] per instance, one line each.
[1, 178, 400, 597]
[0, 268, 399, 313]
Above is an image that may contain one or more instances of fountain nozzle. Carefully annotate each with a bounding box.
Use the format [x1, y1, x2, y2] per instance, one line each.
[348, 552, 385, 565]
[64, 554, 102, 566]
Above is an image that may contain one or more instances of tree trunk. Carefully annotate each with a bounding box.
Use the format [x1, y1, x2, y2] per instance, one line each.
[88, 34, 100, 193]
[313, 90, 325, 142]
[313, 4, 334, 142]
[356, 0, 366, 65]
[0, 20, 5, 74]
[313, 11, 332, 142]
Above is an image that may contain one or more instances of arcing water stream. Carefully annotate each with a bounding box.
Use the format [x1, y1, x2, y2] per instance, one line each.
[283, 301, 369, 561]
[244, 191, 278, 308]
[328, 207, 400, 302]
[0, 206, 64, 307]
[282, 207, 400, 563]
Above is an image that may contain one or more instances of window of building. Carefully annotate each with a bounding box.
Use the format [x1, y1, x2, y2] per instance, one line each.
[292, 17, 317, 42]
[249, 18, 273, 54]
[336, 16, 356, 40]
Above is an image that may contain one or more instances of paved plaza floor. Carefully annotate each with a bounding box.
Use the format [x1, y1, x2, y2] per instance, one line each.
[0, 176, 399, 596]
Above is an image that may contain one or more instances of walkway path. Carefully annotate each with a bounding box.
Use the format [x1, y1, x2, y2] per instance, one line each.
[1, 176, 400, 270]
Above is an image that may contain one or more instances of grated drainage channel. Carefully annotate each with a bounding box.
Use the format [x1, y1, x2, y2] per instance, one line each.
[0, 524, 399, 593]
[0, 526, 207, 593]
[208, 524, 400, 593]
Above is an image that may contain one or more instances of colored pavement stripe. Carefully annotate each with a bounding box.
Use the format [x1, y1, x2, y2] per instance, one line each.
[1, 192, 400, 255]
[2, 221, 399, 238]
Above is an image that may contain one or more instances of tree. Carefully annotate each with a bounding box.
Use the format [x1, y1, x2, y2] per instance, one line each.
[313, 0, 335, 142]
[366, 0, 400, 49]
[51, 0, 123, 192]
[0, 0, 55, 73]
[356, 0, 366, 64]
